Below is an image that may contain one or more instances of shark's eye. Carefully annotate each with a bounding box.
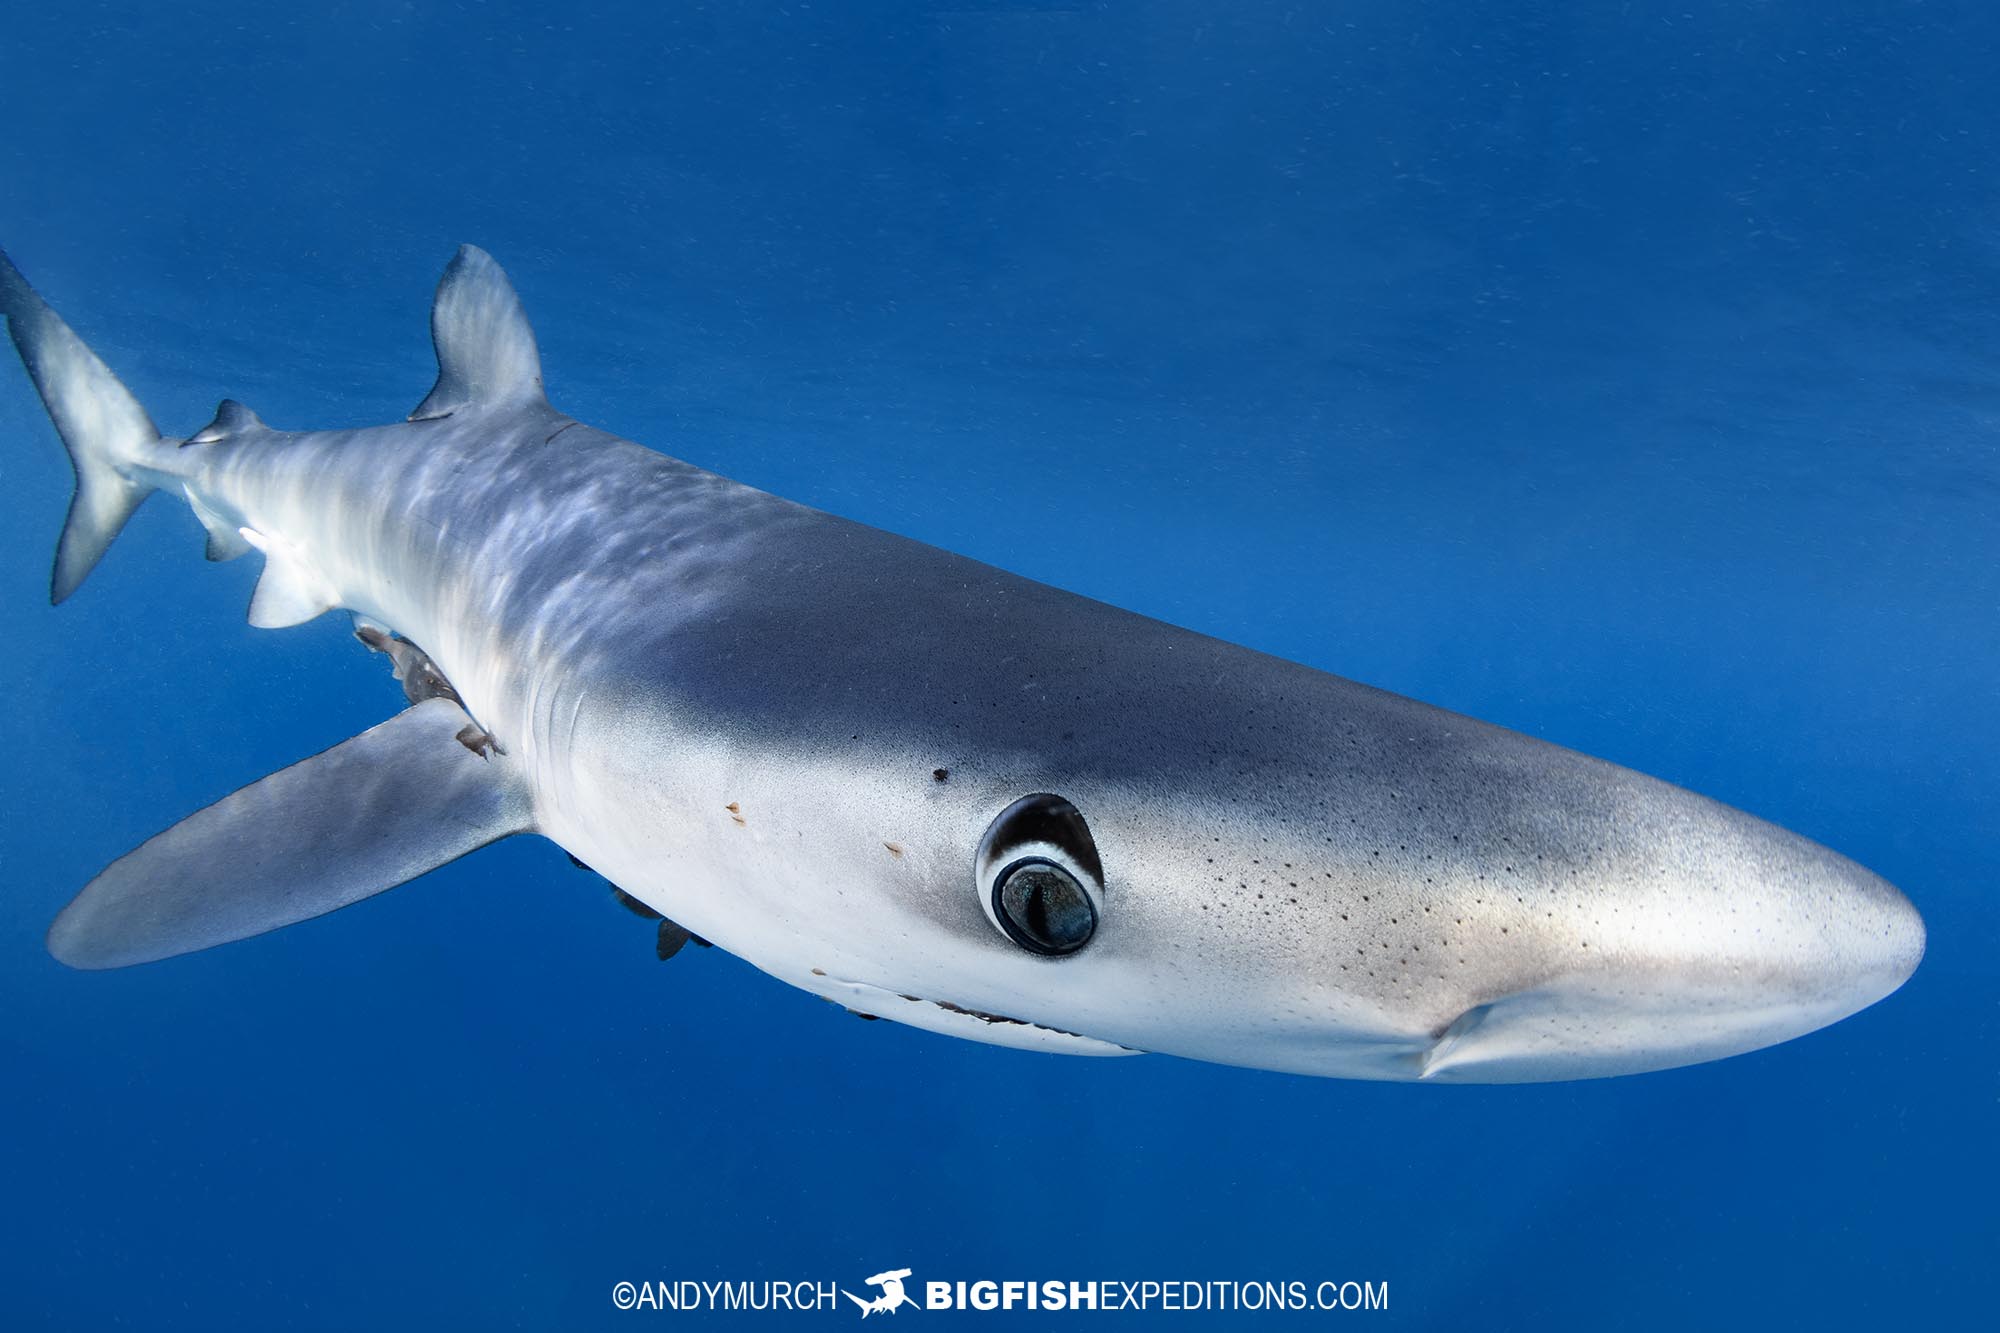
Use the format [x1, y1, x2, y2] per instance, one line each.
[975, 793, 1103, 956]
[991, 857, 1097, 955]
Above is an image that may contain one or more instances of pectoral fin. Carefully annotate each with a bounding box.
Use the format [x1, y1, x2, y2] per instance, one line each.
[48, 697, 534, 970]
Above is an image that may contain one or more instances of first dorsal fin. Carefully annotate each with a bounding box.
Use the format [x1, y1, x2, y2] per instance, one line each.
[409, 245, 546, 421]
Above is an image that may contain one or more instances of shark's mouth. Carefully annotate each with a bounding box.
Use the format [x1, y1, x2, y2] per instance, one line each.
[925, 997, 1061, 1029]
[805, 971, 1144, 1057]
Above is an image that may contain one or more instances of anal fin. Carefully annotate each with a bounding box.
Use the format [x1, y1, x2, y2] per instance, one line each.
[205, 525, 253, 563]
[48, 698, 535, 970]
[186, 489, 252, 562]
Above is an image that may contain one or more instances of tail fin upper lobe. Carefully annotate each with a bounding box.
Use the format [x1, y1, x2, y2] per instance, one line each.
[0, 249, 165, 603]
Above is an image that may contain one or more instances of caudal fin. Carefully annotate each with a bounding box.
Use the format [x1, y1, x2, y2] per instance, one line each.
[0, 249, 165, 603]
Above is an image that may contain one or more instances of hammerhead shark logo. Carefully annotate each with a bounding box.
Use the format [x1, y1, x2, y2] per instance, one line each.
[843, 1268, 917, 1318]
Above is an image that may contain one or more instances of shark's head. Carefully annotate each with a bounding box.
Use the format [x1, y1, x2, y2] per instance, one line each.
[879, 743, 1926, 1084]
[572, 520, 1925, 1083]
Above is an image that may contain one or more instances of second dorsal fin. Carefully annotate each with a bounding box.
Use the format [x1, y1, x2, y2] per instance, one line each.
[187, 398, 267, 444]
[409, 245, 547, 422]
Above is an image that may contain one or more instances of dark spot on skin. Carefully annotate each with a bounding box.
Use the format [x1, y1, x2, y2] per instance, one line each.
[811, 968, 826, 976]
[933, 768, 950, 782]
[567, 853, 595, 874]
[850, 1011, 880, 1021]
[884, 842, 905, 857]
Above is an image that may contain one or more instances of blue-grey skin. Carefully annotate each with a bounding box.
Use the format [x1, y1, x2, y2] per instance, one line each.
[2, 246, 1925, 1081]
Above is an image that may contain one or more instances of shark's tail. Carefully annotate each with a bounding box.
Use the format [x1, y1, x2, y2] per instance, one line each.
[0, 249, 170, 604]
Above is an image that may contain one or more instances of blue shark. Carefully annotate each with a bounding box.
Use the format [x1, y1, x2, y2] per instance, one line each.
[0, 245, 1924, 1081]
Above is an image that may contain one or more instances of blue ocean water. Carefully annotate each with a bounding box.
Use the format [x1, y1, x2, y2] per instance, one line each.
[1, 1, 1993, 1327]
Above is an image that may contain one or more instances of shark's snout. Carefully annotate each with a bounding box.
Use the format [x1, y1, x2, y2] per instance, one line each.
[1086, 706, 1926, 1083]
[1405, 803, 1926, 1083]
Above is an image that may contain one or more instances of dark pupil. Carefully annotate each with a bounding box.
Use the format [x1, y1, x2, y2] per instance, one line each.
[995, 860, 1096, 954]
